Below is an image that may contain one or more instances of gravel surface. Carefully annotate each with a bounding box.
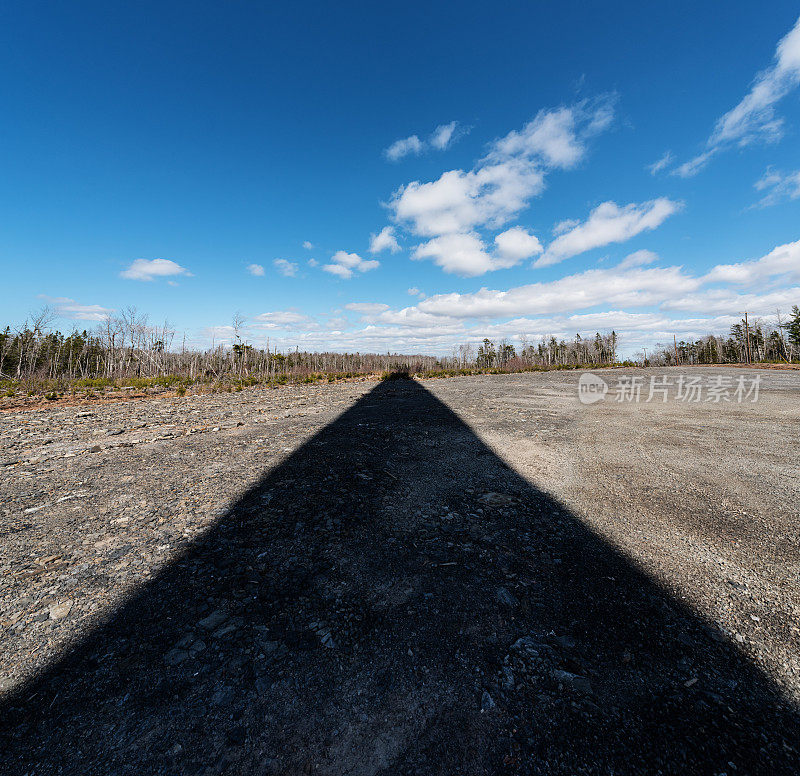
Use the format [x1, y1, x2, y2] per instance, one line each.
[1, 368, 798, 774]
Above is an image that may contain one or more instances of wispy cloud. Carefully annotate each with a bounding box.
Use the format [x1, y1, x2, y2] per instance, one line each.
[673, 151, 716, 179]
[345, 302, 390, 314]
[429, 121, 462, 150]
[40, 296, 114, 321]
[247, 263, 265, 276]
[369, 226, 401, 254]
[675, 15, 800, 177]
[486, 99, 614, 169]
[322, 250, 380, 279]
[273, 259, 299, 277]
[647, 151, 673, 175]
[751, 166, 800, 208]
[384, 121, 467, 161]
[253, 310, 318, 329]
[120, 258, 192, 281]
[302, 240, 314, 250]
[536, 198, 681, 267]
[384, 135, 424, 162]
[616, 249, 659, 270]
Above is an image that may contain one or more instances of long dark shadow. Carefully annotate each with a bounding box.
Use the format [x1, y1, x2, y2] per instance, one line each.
[1, 378, 798, 775]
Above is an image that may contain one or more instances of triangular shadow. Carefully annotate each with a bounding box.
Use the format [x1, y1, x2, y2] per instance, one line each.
[1, 378, 798, 774]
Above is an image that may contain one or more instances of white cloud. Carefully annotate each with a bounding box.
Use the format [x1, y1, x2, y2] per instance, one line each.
[307, 258, 319, 267]
[385, 122, 465, 161]
[552, 218, 580, 236]
[430, 121, 460, 150]
[411, 229, 540, 276]
[676, 15, 800, 176]
[202, 325, 236, 343]
[702, 238, 800, 285]
[673, 150, 717, 179]
[120, 258, 192, 281]
[403, 237, 800, 322]
[647, 151, 673, 175]
[325, 316, 351, 331]
[345, 302, 390, 314]
[387, 100, 615, 276]
[247, 263, 265, 276]
[187, 238, 800, 357]
[752, 167, 800, 208]
[253, 310, 318, 329]
[273, 259, 299, 277]
[494, 227, 543, 262]
[662, 287, 800, 316]
[412, 233, 495, 276]
[391, 163, 545, 238]
[418, 263, 700, 318]
[617, 249, 659, 269]
[536, 198, 681, 267]
[43, 297, 114, 321]
[385, 135, 423, 162]
[487, 99, 614, 169]
[322, 250, 380, 279]
[374, 307, 464, 328]
[407, 287, 421, 296]
[369, 226, 401, 254]
[302, 241, 314, 250]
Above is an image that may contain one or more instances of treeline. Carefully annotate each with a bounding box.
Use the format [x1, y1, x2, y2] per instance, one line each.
[0, 308, 620, 389]
[0, 322, 440, 384]
[454, 331, 619, 369]
[648, 308, 800, 366]
[3, 305, 797, 392]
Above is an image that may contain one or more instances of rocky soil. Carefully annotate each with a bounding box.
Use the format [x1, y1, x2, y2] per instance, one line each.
[1, 368, 798, 775]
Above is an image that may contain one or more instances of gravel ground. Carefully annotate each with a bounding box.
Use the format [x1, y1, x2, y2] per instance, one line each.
[1, 368, 798, 775]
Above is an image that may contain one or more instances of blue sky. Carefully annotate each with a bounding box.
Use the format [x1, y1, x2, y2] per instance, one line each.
[2, 1, 800, 356]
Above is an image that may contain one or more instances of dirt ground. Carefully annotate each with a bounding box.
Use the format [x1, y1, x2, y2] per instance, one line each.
[1, 367, 798, 774]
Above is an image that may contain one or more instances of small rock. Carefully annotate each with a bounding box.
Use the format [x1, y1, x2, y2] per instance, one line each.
[551, 669, 593, 695]
[212, 622, 240, 639]
[198, 609, 228, 630]
[481, 690, 496, 711]
[496, 587, 519, 607]
[551, 634, 576, 650]
[164, 648, 189, 666]
[190, 639, 206, 655]
[48, 600, 73, 621]
[511, 636, 547, 656]
[479, 492, 517, 507]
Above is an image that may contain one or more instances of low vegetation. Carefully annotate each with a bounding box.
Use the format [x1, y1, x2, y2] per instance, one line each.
[1, 305, 798, 399]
